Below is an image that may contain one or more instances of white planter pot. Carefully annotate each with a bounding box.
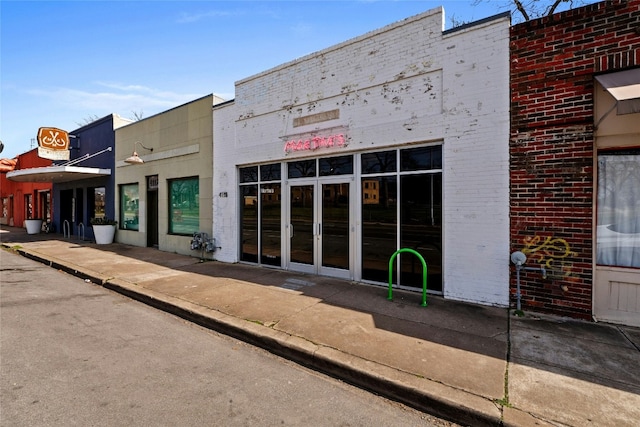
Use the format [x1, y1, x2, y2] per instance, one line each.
[25, 219, 43, 234]
[93, 224, 116, 244]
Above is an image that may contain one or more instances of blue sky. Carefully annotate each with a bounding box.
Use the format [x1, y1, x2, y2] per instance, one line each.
[0, 1, 587, 159]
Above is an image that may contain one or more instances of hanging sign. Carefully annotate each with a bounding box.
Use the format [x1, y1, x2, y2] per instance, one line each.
[37, 127, 70, 160]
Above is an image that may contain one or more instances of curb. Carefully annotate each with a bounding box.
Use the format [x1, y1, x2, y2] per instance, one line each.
[12, 247, 108, 286]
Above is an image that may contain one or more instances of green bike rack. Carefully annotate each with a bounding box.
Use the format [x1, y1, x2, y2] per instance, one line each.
[387, 248, 428, 307]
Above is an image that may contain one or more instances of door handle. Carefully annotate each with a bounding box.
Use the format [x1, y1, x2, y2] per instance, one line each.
[290, 224, 294, 238]
[318, 223, 322, 236]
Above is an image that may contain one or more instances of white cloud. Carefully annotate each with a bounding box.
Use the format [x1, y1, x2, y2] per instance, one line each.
[25, 82, 203, 113]
[176, 9, 237, 24]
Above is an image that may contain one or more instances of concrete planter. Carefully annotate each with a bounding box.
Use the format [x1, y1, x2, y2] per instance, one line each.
[93, 224, 116, 244]
[25, 219, 43, 234]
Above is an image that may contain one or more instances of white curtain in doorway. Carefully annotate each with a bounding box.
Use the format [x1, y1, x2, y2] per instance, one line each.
[597, 154, 640, 268]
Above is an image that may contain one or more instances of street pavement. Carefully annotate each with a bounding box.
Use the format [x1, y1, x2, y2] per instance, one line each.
[1, 225, 639, 426]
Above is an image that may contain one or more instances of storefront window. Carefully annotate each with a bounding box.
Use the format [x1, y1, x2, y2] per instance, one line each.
[362, 150, 397, 174]
[119, 183, 139, 230]
[1, 198, 8, 221]
[400, 173, 442, 291]
[240, 164, 281, 265]
[240, 166, 258, 183]
[261, 183, 281, 265]
[319, 155, 353, 176]
[361, 145, 443, 291]
[362, 176, 397, 282]
[169, 177, 199, 235]
[241, 184, 258, 262]
[288, 160, 316, 178]
[37, 191, 51, 222]
[25, 194, 33, 219]
[401, 145, 442, 171]
[90, 187, 106, 220]
[260, 164, 281, 181]
[597, 153, 640, 268]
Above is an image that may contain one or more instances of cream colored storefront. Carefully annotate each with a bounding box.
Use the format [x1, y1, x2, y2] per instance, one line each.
[114, 94, 224, 257]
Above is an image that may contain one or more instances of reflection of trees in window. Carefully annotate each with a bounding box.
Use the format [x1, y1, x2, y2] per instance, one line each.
[288, 160, 316, 178]
[362, 150, 396, 174]
[119, 184, 139, 230]
[319, 155, 353, 176]
[169, 177, 199, 235]
[171, 179, 199, 210]
[260, 163, 281, 181]
[401, 146, 442, 171]
[239, 166, 281, 266]
[598, 154, 640, 226]
[240, 166, 258, 183]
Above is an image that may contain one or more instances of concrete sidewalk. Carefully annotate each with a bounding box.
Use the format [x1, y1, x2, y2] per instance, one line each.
[2, 226, 639, 426]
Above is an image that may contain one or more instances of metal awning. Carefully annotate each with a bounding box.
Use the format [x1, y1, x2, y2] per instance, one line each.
[6, 166, 111, 183]
[595, 68, 640, 115]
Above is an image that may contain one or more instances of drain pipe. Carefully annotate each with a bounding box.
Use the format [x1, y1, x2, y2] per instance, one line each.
[511, 251, 546, 313]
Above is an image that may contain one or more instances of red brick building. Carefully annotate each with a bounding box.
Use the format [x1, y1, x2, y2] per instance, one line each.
[0, 149, 53, 228]
[510, 0, 640, 325]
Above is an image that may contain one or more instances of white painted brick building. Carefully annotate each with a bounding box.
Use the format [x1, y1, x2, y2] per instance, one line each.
[213, 7, 511, 306]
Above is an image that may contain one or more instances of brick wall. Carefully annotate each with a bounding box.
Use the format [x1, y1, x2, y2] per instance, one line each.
[510, 0, 640, 319]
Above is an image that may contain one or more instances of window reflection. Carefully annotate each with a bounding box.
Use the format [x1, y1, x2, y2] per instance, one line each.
[319, 155, 353, 176]
[362, 177, 397, 282]
[362, 151, 396, 174]
[401, 146, 442, 171]
[120, 184, 139, 230]
[400, 174, 442, 291]
[288, 160, 316, 178]
[261, 183, 281, 265]
[241, 185, 258, 262]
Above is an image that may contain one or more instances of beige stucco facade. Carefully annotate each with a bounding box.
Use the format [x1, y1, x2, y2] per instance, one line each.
[114, 94, 223, 257]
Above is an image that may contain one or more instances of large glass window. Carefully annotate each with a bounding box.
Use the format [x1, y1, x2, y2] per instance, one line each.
[241, 184, 258, 262]
[597, 153, 640, 268]
[400, 173, 442, 290]
[261, 183, 281, 265]
[361, 176, 397, 282]
[119, 184, 139, 230]
[361, 145, 442, 292]
[240, 164, 281, 265]
[169, 177, 199, 235]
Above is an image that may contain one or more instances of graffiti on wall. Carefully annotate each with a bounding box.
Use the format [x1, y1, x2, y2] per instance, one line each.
[521, 235, 577, 281]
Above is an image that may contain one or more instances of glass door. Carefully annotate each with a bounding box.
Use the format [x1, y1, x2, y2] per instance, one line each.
[289, 183, 316, 274]
[287, 179, 352, 278]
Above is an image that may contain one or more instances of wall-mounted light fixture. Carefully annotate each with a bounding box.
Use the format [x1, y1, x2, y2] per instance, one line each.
[124, 141, 153, 164]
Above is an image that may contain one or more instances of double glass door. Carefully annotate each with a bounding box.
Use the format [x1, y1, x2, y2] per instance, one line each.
[288, 179, 352, 278]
